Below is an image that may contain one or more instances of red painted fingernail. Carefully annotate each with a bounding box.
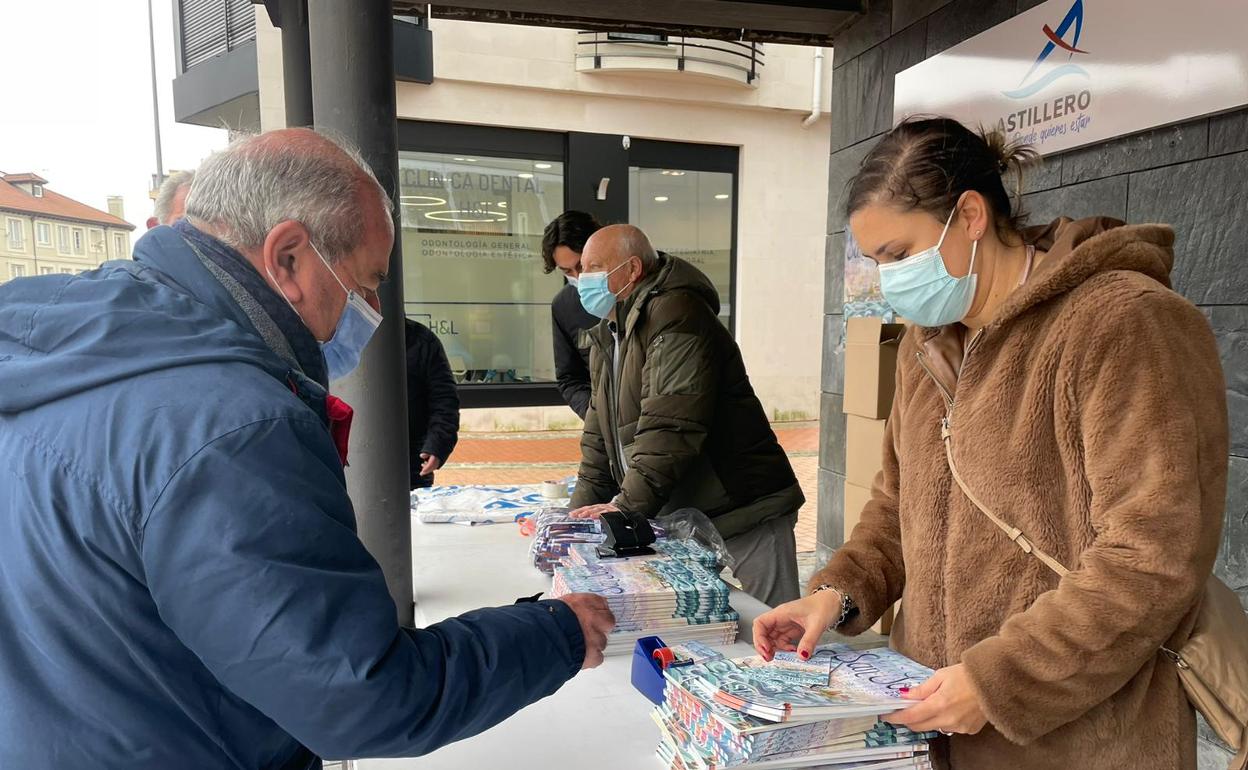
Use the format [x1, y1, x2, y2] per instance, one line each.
[799, 650, 810, 660]
[899, 687, 910, 694]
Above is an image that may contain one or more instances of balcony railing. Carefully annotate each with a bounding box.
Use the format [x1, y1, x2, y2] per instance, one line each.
[575, 32, 763, 86]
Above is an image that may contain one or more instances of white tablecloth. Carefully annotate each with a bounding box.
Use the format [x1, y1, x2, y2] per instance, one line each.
[358, 517, 878, 770]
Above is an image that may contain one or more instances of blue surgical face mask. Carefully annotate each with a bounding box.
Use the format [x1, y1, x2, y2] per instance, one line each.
[312, 243, 383, 381]
[577, 261, 633, 319]
[268, 243, 383, 381]
[876, 206, 978, 327]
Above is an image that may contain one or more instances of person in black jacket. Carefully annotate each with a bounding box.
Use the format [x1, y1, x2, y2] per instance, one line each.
[405, 318, 461, 489]
[541, 211, 602, 418]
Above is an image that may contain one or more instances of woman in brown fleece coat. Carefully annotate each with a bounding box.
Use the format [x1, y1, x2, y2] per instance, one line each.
[753, 118, 1228, 769]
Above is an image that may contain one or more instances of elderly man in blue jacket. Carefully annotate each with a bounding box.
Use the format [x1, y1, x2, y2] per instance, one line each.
[0, 128, 614, 769]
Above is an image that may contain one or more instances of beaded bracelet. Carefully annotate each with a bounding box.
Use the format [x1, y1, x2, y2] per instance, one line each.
[813, 584, 856, 629]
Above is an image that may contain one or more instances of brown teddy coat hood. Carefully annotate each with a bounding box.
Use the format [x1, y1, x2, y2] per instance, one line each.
[812, 217, 1229, 769]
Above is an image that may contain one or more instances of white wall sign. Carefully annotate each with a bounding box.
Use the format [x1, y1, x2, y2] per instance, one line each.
[893, 0, 1248, 155]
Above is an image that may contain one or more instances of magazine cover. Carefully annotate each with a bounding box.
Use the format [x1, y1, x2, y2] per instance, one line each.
[688, 644, 932, 721]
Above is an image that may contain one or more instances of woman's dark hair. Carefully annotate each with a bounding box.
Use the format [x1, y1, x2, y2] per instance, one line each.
[846, 116, 1039, 238]
[541, 210, 602, 273]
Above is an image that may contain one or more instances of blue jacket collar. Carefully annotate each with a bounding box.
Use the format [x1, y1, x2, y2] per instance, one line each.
[131, 225, 331, 420]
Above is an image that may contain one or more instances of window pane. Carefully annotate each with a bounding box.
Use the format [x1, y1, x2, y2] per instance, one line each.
[57, 226, 70, 252]
[398, 151, 565, 384]
[36, 223, 50, 244]
[628, 167, 733, 327]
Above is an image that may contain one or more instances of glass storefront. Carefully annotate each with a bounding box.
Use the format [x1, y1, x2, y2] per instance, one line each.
[628, 166, 733, 327]
[397, 123, 737, 406]
[398, 151, 565, 384]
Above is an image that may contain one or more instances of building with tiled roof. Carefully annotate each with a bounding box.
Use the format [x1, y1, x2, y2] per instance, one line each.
[0, 172, 136, 283]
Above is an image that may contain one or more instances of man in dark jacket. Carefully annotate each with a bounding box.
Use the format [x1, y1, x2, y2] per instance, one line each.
[0, 128, 614, 769]
[568, 224, 804, 607]
[541, 211, 602, 418]
[405, 318, 460, 489]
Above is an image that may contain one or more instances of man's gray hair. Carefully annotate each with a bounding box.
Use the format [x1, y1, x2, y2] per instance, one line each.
[184, 128, 393, 261]
[154, 170, 194, 225]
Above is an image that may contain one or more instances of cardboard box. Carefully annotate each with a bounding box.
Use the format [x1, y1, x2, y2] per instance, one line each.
[843, 317, 907, 419]
[845, 415, 887, 488]
[843, 478, 897, 635]
[843, 479, 872, 541]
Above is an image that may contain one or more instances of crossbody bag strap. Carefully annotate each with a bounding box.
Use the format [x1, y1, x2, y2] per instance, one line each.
[940, 417, 1072, 579]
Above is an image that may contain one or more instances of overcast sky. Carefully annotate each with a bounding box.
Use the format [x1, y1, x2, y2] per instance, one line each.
[0, 0, 228, 229]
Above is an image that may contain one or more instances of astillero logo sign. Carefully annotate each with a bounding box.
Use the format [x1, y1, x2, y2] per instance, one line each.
[1003, 0, 1090, 99]
[895, 0, 1246, 157]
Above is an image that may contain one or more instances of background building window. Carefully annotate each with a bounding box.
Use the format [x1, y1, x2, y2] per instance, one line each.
[36, 222, 51, 245]
[56, 225, 70, 253]
[60, 267, 73, 274]
[398, 151, 565, 385]
[39, 266, 53, 275]
[89, 229, 105, 256]
[7, 219, 24, 249]
[72, 228, 84, 255]
[9, 264, 27, 279]
[606, 32, 668, 43]
[113, 233, 127, 258]
[32, 184, 43, 198]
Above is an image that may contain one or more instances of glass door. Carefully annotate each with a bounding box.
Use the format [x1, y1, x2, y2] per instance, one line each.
[628, 166, 734, 328]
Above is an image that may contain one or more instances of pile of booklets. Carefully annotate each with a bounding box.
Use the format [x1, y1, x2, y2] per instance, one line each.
[651, 641, 936, 769]
[560, 540, 722, 571]
[528, 507, 696, 574]
[527, 507, 605, 574]
[550, 553, 738, 655]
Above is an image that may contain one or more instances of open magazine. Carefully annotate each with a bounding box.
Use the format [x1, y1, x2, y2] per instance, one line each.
[686, 644, 933, 722]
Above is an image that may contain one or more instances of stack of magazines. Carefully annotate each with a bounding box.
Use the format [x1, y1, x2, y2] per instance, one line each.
[560, 540, 721, 571]
[652, 642, 936, 769]
[528, 507, 682, 574]
[528, 508, 605, 574]
[551, 558, 739, 654]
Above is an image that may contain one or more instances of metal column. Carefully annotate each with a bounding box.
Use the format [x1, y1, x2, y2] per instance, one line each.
[308, 0, 414, 626]
[278, 0, 313, 127]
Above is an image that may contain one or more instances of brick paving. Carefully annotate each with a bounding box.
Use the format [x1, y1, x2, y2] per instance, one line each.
[437, 422, 820, 553]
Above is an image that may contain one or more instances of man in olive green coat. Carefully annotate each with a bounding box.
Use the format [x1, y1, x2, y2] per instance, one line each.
[568, 224, 803, 606]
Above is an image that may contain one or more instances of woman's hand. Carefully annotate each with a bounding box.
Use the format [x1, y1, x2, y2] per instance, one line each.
[887, 664, 988, 736]
[751, 590, 842, 661]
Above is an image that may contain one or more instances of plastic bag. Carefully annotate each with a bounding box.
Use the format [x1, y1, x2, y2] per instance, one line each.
[654, 508, 737, 573]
